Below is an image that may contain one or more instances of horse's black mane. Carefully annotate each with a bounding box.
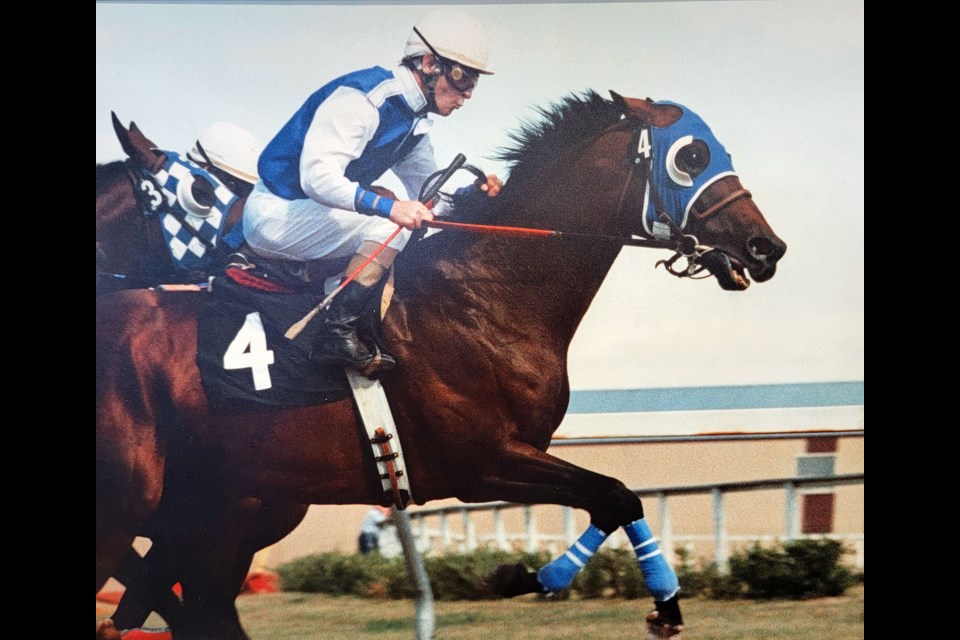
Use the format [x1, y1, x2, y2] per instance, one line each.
[97, 160, 127, 192]
[401, 91, 625, 277]
[498, 90, 621, 176]
[449, 91, 621, 222]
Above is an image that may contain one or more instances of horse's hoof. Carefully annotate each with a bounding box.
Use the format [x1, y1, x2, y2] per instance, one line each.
[480, 563, 544, 598]
[645, 596, 684, 639]
[95, 620, 122, 640]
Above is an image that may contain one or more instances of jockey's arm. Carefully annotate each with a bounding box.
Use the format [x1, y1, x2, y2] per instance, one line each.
[299, 87, 388, 215]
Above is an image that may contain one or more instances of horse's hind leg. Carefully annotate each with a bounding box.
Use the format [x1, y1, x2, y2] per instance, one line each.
[466, 441, 682, 633]
[95, 441, 165, 592]
[111, 546, 184, 630]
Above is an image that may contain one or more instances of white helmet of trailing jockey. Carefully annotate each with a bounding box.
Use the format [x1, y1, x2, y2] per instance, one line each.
[187, 122, 262, 185]
[403, 7, 494, 76]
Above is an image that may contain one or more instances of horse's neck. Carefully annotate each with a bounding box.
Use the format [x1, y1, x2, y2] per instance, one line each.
[399, 213, 621, 347]
[397, 129, 634, 348]
[96, 164, 138, 231]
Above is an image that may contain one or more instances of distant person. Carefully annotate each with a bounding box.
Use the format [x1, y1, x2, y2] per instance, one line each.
[358, 506, 393, 554]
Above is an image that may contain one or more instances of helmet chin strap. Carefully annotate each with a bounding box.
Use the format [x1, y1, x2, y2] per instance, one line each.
[414, 60, 440, 112]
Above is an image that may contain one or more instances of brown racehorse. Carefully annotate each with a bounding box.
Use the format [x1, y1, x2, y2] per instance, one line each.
[96, 92, 786, 639]
[96, 118, 311, 633]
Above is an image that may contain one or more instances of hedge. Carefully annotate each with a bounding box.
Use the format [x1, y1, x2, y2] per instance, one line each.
[277, 539, 858, 601]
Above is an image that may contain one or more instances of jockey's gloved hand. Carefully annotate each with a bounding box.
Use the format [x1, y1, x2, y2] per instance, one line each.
[478, 174, 503, 197]
[389, 200, 434, 230]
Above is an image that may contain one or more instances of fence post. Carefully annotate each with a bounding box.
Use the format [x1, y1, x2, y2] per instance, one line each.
[712, 487, 727, 571]
[563, 506, 576, 547]
[524, 506, 538, 553]
[785, 481, 800, 541]
[493, 507, 508, 551]
[658, 492, 674, 567]
[462, 508, 477, 551]
[438, 512, 451, 552]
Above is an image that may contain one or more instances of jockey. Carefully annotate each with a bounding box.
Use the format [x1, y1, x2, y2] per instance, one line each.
[187, 122, 263, 251]
[242, 7, 502, 375]
[187, 121, 262, 199]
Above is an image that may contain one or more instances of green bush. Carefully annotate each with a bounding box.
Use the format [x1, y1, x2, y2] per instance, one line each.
[276, 539, 858, 601]
[570, 548, 648, 600]
[424, 548, 523, 600]
[728, 539, 856, 599]
[278, 548, 551, 601]
[277, 552, 392, 596]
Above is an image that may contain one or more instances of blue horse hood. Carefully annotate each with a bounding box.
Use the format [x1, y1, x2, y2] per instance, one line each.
[642, 101, 737, 238]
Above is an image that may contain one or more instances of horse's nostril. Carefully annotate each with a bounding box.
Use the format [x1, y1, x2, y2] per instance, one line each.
[748, 236, 779, 260]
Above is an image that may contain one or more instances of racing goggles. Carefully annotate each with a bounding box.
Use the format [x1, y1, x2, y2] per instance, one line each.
[413, 26, 479, 94]
[440, 60, 478, 93]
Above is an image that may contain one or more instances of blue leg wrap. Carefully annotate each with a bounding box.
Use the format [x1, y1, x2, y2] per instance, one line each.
[623, 518, 680, 601]
[537, 524, 609, 593]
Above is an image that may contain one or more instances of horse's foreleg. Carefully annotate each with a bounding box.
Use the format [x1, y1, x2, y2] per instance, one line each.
[468, 441, 682, 631]
[464, 440, 644, 530]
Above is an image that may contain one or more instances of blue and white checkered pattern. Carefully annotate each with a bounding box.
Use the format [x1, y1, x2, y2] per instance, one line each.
[151, 150, 238, 272]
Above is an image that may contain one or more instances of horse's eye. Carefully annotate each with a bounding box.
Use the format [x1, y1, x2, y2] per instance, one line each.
[676, 140, 710, 178]
[665, 135, 711, 187]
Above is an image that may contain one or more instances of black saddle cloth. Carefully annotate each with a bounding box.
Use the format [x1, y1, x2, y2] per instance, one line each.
[196, 274, 364, 410]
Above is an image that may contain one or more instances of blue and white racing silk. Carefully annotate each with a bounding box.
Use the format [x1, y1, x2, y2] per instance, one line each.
[151, 151, 238, 272]
[243, 64, 443, 262]
[258, 65, 433, 217]
[642, 101, 737, 239]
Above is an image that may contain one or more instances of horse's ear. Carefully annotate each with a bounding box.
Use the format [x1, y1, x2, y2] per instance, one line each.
[112, 112, 164, 171]
[111, 112, 139, 159]
[128, 120, 160, 153]
[608, 92, 682, 127]
[610, 90, 628, 111]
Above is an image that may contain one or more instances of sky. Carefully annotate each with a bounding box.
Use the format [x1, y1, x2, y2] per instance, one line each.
[96, 0, 864, 391]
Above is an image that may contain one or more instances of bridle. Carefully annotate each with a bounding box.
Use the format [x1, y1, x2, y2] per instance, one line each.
[96, 159, 183, 288]
[612, 118, 753, 279]
[98, 152, 236, 287]
[419, 114, 754, 282]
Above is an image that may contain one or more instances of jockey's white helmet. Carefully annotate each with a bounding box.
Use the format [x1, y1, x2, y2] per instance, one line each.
[403, 7, 493, 75]
[188, 122, 262, 184]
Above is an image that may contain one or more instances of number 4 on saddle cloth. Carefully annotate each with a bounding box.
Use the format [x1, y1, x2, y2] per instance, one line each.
[197, 266, 415, 506]
[196, 267, 390, 409]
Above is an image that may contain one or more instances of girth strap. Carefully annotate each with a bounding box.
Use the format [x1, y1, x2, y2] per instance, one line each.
[346, 370, 414, 509]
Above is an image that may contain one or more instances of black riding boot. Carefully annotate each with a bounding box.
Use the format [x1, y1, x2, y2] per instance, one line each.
[310, 281, 397, 376]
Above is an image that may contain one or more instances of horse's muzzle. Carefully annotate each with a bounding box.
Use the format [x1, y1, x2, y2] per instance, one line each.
[746, 234, 786, 283]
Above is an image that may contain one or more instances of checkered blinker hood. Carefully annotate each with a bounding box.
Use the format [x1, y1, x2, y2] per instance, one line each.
[142, 151, 238, 272]
[642, 101, 737, 240]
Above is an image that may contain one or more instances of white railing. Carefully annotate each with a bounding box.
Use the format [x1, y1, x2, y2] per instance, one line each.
[405, 474, 864, 569]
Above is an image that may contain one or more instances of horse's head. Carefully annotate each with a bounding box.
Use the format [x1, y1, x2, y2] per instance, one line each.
[112, 112, 227, 216]
[98, 114, 245, 288]
[611, 93, 786, 290]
